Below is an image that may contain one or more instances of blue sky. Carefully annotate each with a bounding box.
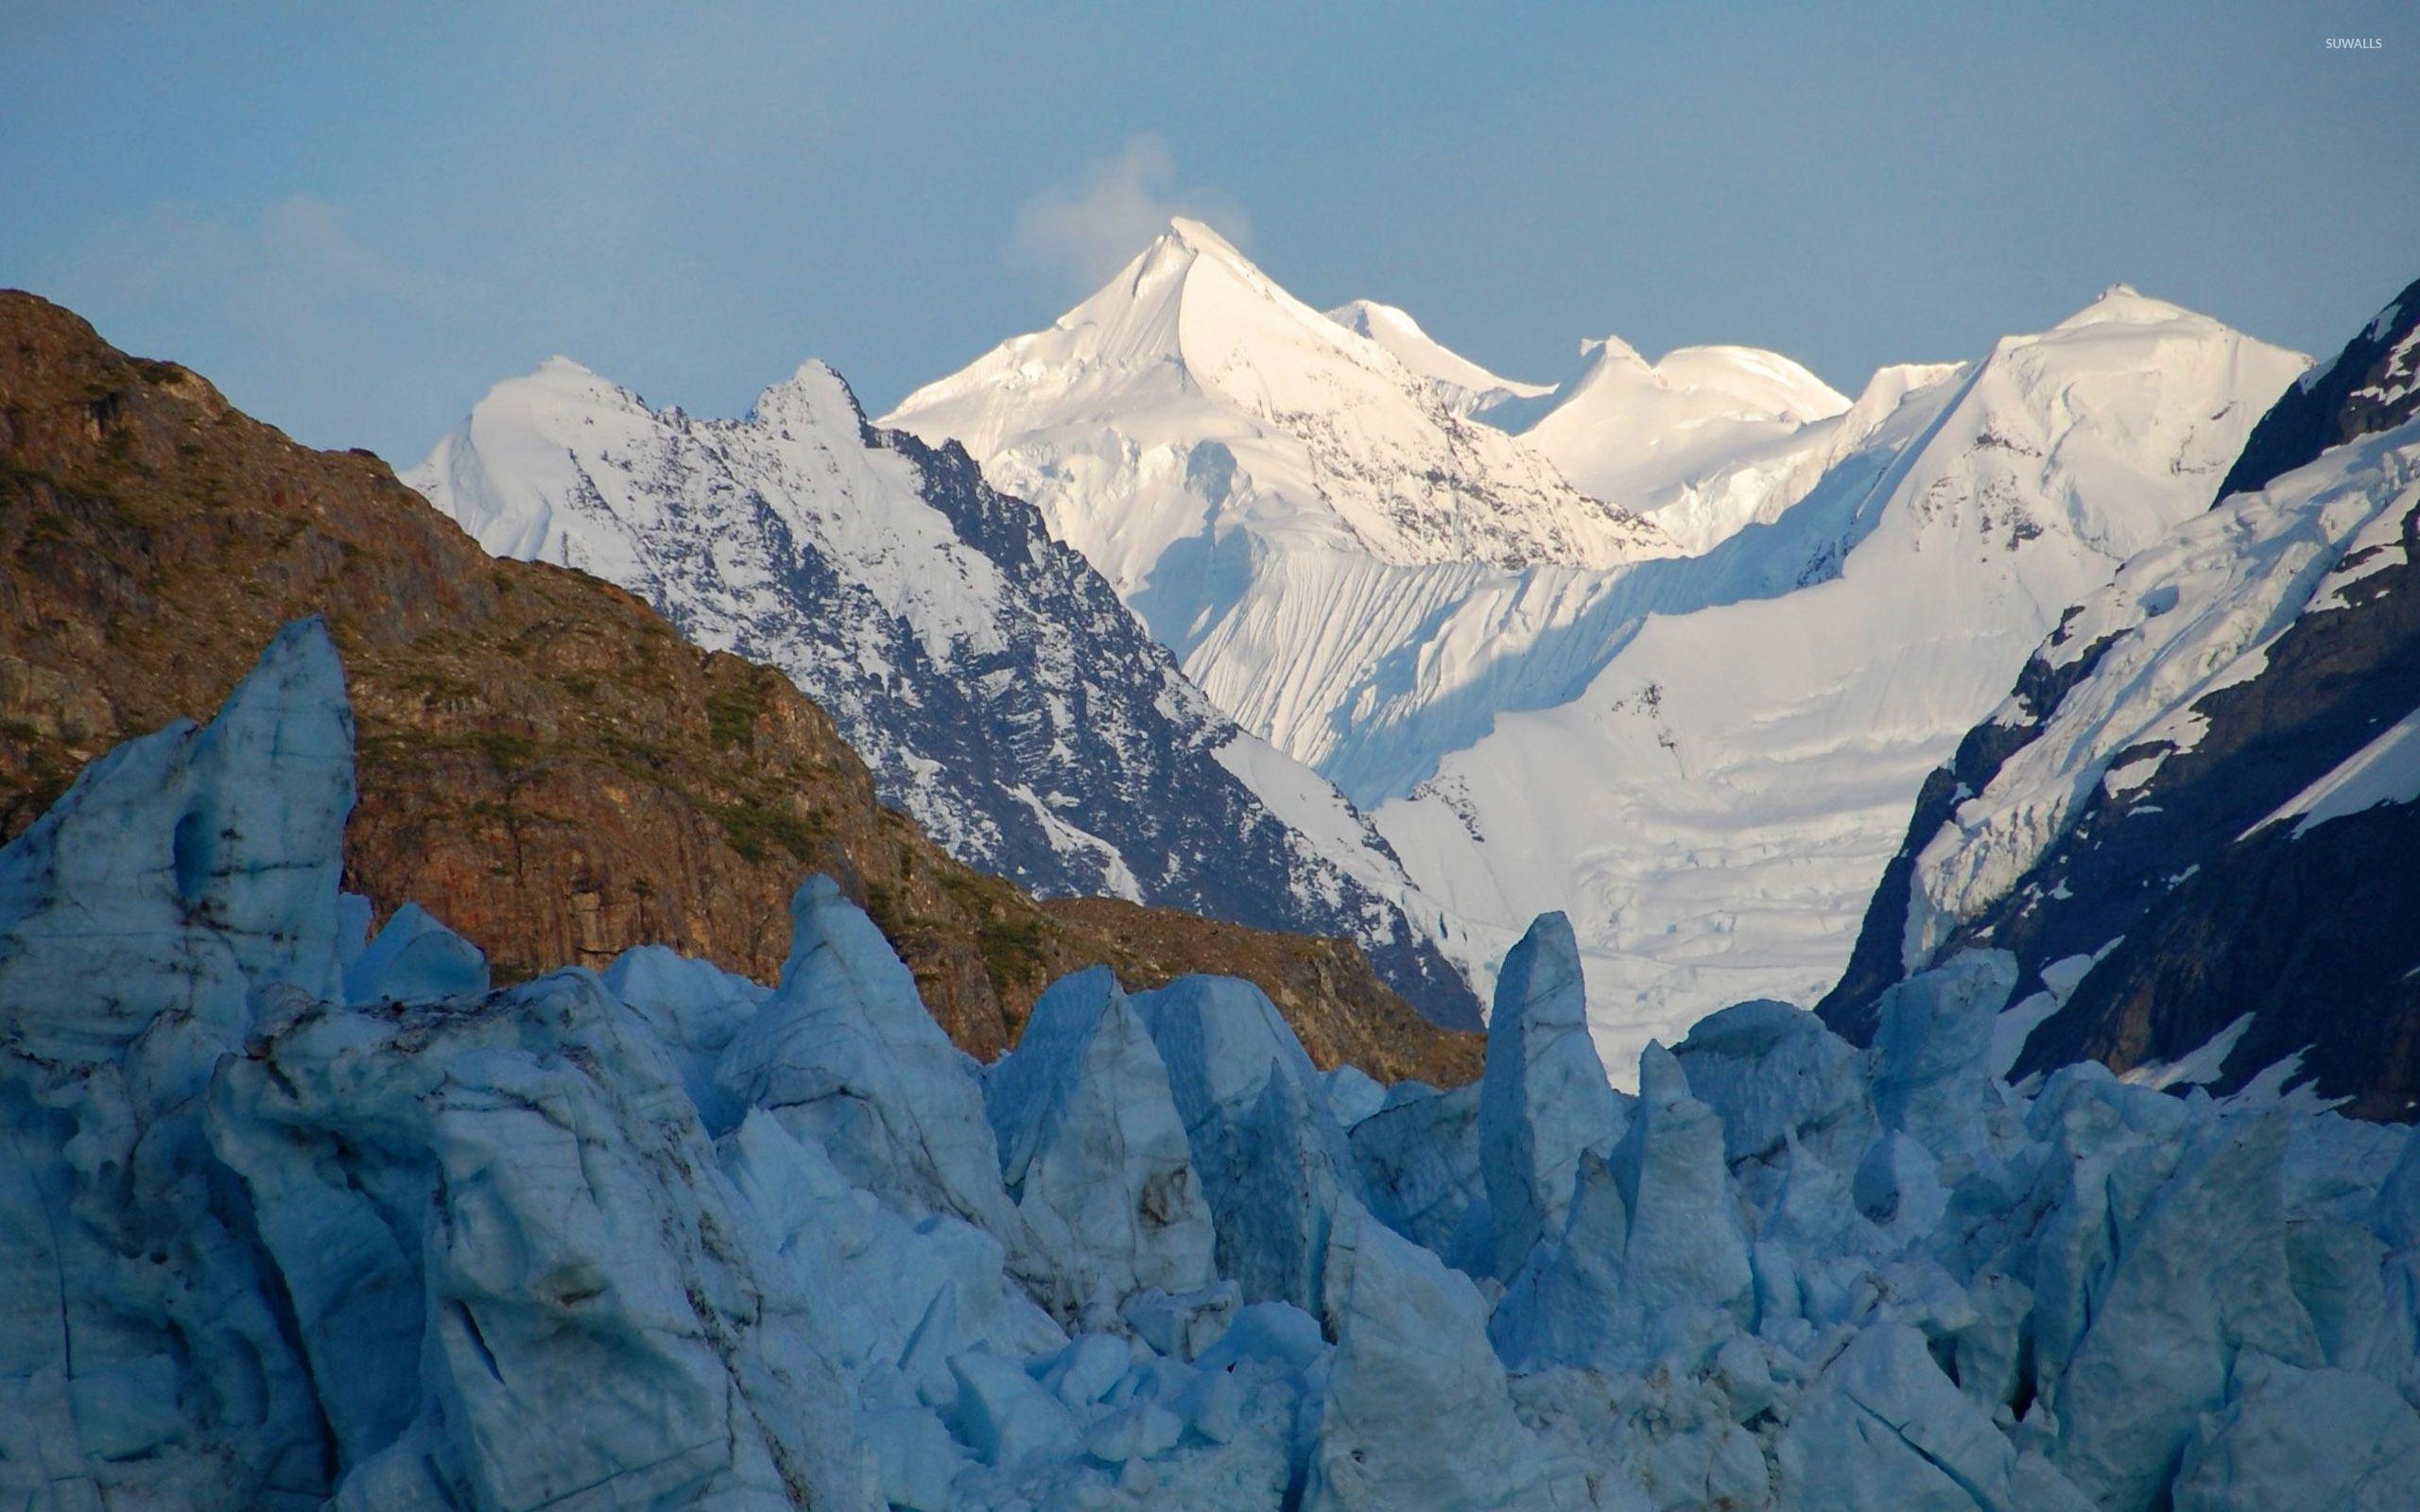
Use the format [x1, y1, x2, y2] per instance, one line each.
[5, 2, 2413, 463]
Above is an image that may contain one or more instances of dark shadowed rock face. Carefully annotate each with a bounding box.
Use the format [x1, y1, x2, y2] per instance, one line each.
[1823, 281, 2420, 1121]
[1940, 520, 2420, 1120]
[0, 289, 1479, 1084]
[2217, 276, 2420, 503]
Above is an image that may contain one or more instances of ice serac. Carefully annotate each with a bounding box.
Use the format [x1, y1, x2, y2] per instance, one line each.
[408, 346, 1478, 1027]
[1824, 276, 2420, 1119]
[1491, 1043, 1753, 1377]
[1605, 1045, 1754, 1336]
[1775, 1324, 2037, 1512]
[1305, 1209, 1589, 1511]
[982, 967, 1218, 1326]
[714, 1108, 1059, 1414]
[1137, 973, 1361, 1315]
[1478, 910, 1625, 1277]
[9, 624, 2411, 1510]
[342, 900, 490, 1005]
[0, 620, 354, 1508]
[1348, 1078, 1486, 1263]
[1671, 998, 1876, 1176]
[1871, 951, 2017, 1161]
[2169, 1353, 2420, 1512]
[716, 875, 1024, 1244]
[1487, 1146, 1630, 1372]
[212, 971, 882, 1512]
[2048, 1114, 2325, 1512]
[0, 616, 352, 1062]
[603, 943, 769, 1135]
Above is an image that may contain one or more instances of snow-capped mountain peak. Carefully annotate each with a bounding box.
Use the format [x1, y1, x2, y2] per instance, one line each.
[888, 221, 1672, 607]
[1822, 278, 2420, 1119]
[747, 357, 865, 430]
[1369, 293, 2303, 1076]
[1536, 332, 1847, 434]
[2053, 282, 2198, 330]
[885, 233, 2307, 1084]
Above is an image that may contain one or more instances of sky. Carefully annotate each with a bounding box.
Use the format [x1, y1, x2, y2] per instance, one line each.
[4, 2, 2414, 464]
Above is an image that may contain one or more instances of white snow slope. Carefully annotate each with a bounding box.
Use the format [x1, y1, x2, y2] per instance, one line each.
[896, 241, 2304, 1079]
[890, 219, 1668, 582]
[885, 219, 1679, 782]
[1381, 288, 2305, 1074]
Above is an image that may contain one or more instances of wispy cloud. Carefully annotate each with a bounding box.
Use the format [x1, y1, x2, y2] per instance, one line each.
[77, 194, 447, 344]
[259, 196, 447, 308]
[1009, 135, 1252, 293]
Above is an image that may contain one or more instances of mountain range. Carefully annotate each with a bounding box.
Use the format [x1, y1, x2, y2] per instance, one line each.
[123, 212, 2409, 1116]
[406, 351, 1478, 1026]
[6, 229, 2420, 1511]
[873, 227, 2306, 1079]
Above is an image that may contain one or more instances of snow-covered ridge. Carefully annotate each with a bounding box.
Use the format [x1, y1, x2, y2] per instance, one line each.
[1320, 284, 2299, 1064]
[406, 348, 1480, 1023]
[1514, 334, 1853, 554]
[1817, 280, 2420, 1118]
[1323, 297, 1551, 419]
[1905, 422, 2420, 963]
[11, 628, 2414, 1509]
[2219, 273, 2420, 503]
[1369, 289, 2299, 1065]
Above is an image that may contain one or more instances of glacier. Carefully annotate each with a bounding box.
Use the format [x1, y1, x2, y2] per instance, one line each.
[4, 615, 2413, 1511]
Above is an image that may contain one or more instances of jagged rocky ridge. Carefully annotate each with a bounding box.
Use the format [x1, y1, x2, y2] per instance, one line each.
[2219, 275, 2420, 501]
[1823, 280, 2420, 1121]
[9, 619, 2415, 1511]
[408, 355, 1478, 1027]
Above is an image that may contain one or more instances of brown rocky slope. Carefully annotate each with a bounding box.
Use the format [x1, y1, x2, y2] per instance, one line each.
[0, 291, 1478, 1085]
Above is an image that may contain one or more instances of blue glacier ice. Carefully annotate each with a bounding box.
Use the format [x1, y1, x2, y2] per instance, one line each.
[2, 618, 2414, 1511]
